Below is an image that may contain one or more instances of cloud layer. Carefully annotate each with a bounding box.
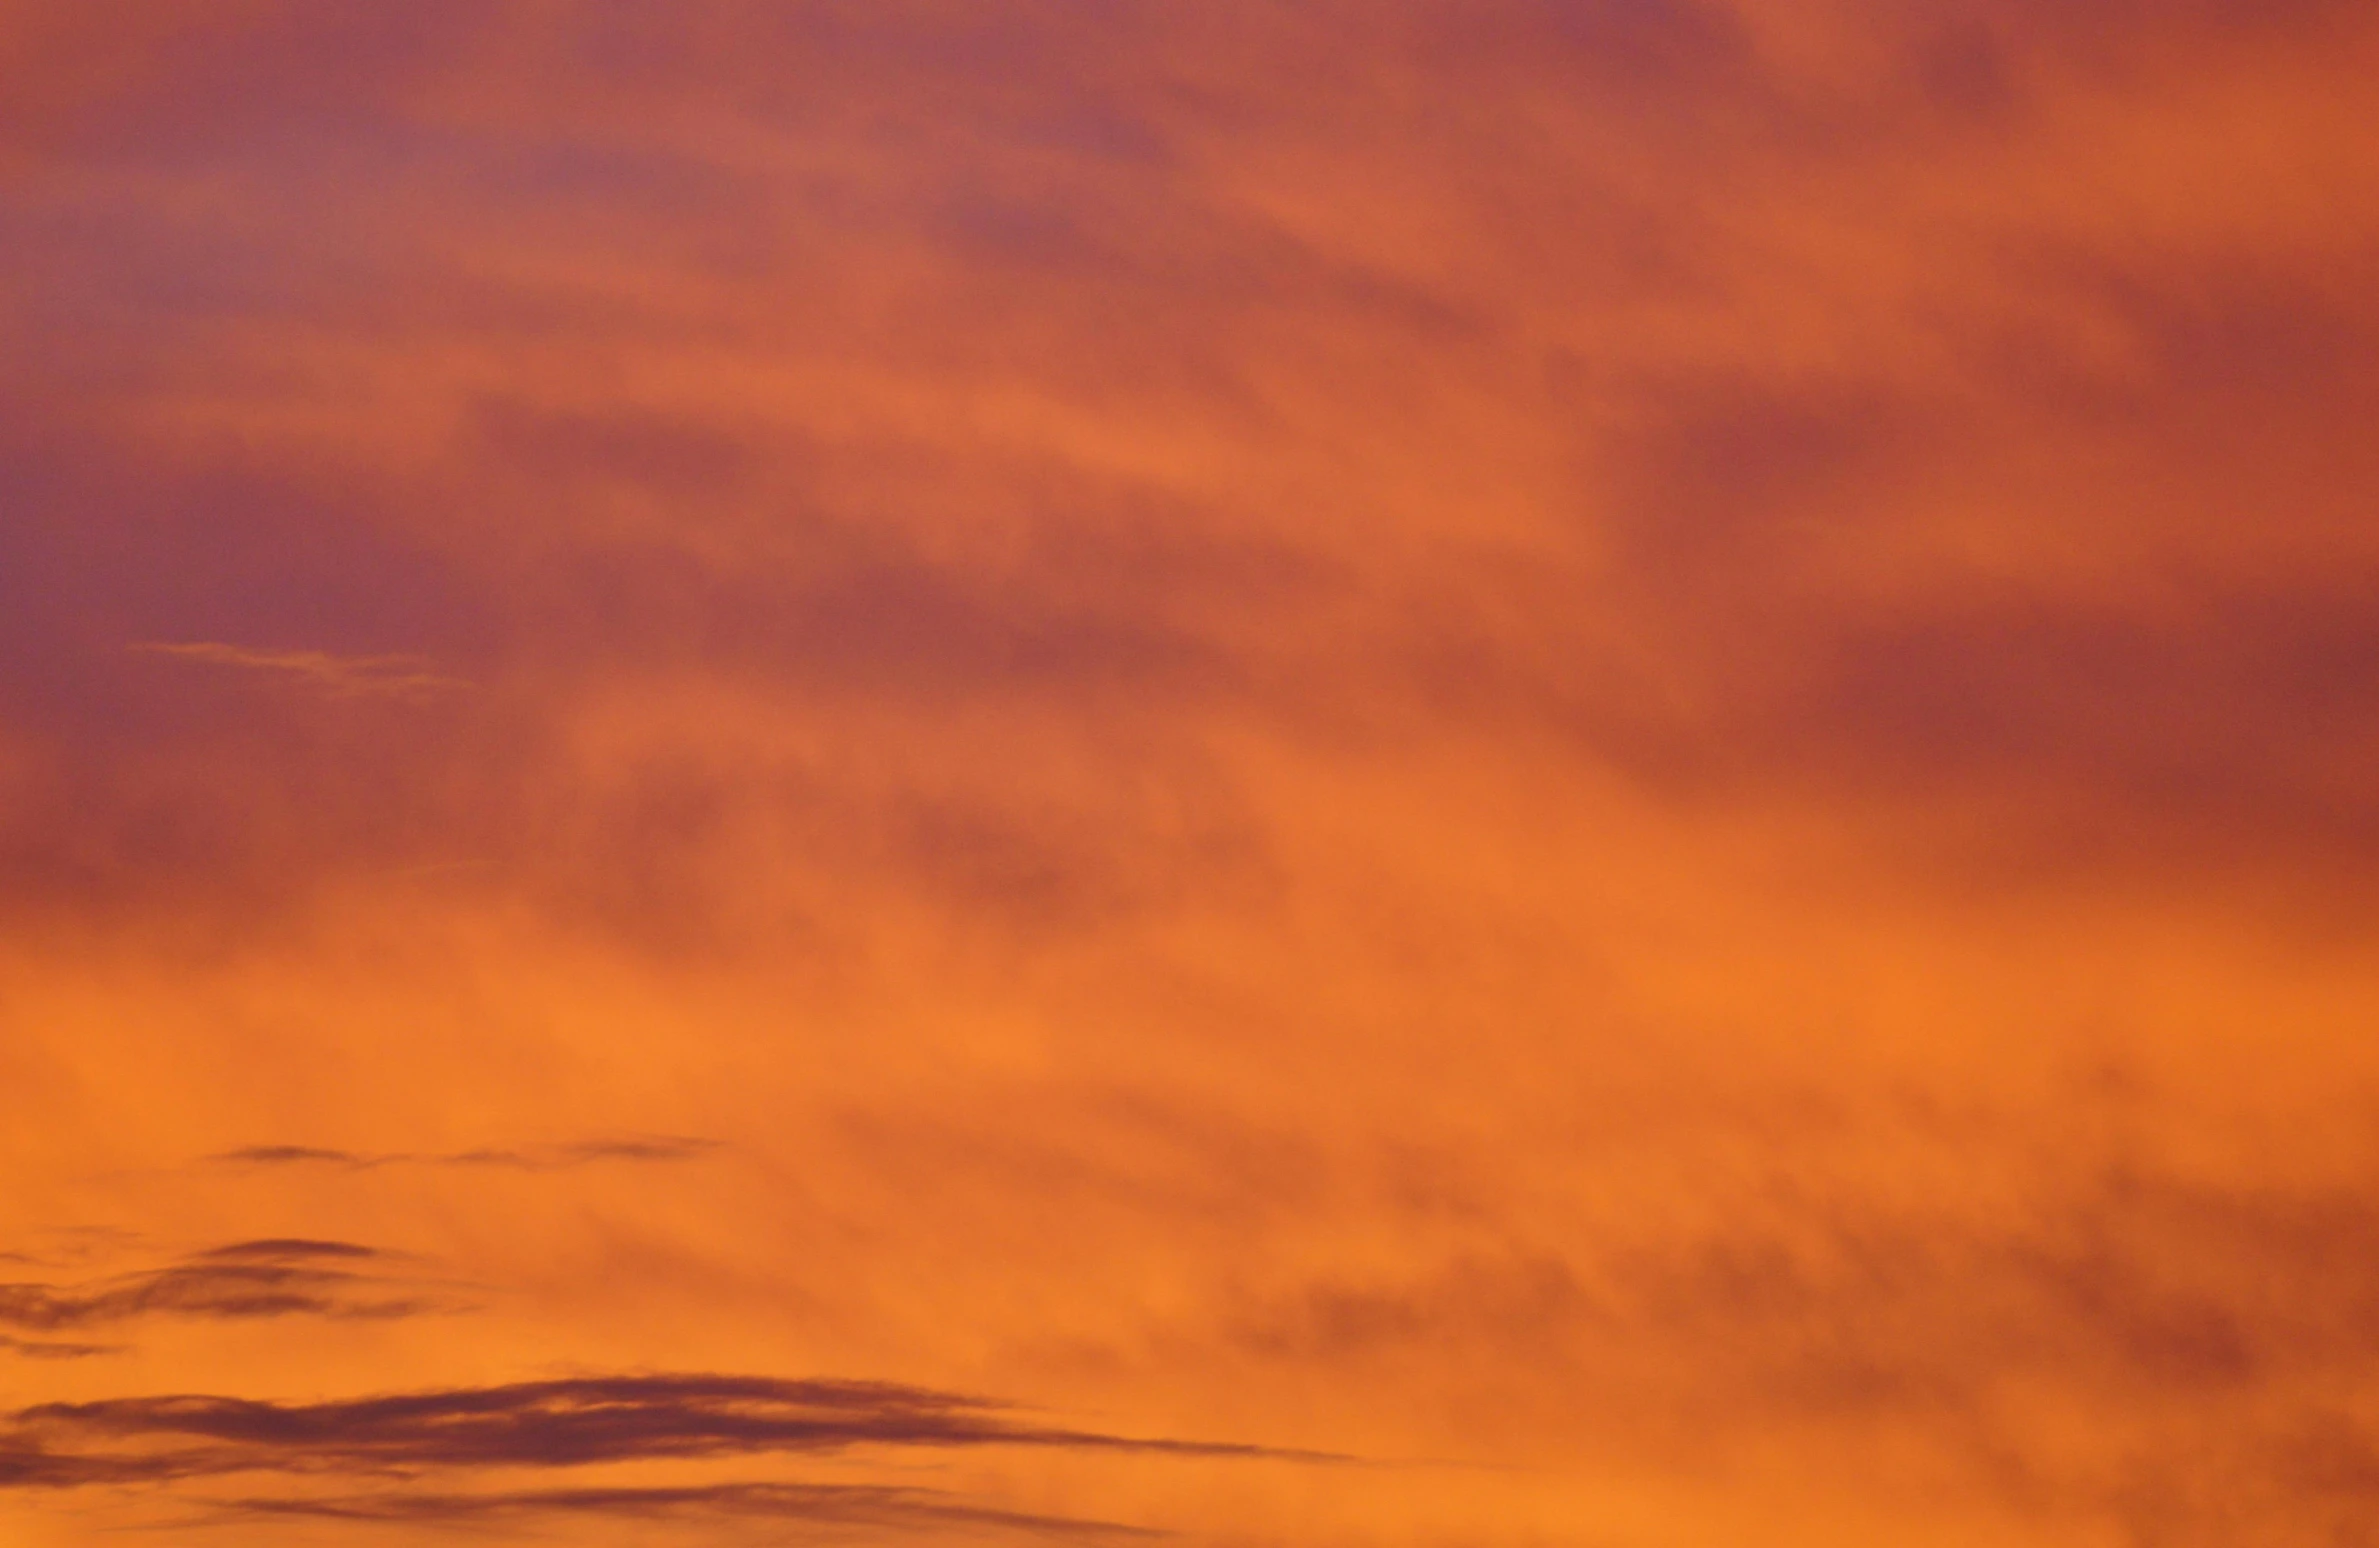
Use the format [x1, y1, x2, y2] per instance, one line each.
[4, 3, 2376, 1544]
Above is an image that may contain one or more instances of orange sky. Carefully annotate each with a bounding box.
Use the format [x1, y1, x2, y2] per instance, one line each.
[5, 4, 2379, 1544]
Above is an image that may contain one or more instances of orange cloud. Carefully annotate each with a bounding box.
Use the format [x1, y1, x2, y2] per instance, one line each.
[3, 4, 2376, 1545]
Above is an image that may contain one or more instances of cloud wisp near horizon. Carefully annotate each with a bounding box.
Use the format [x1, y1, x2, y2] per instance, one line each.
[1, 1370, 1328, 1485]
[3, 1370, 1317, 1541]
[5, 2, 2377, 1544]
[0, 1240, 452, 1344]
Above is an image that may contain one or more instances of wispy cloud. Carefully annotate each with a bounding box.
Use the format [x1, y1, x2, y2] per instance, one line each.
[128, 642, 472, 700]
[199, 1480, 1159, 1537]
[0, 1334, 118, 1361]
[0, 1240, 449, 1333]
[206, 1135, 721, 1171]
[7, 3, 2375, 1543]
[3, 1372, 1331, 1493]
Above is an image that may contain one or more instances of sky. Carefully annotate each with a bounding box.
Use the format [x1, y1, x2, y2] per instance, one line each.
[3, 3, 2378, 1544]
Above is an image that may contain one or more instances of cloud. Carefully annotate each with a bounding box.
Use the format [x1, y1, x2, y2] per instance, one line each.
[205, 1146, 363, 1167]
[4, 4, 2378, 1545]
[2, 1372, 1329, 1492]
[0, 1334, 118, 1361]
[0, 1439, 167, 1490]
[129, 642, 472, 700]
[1177, 1129, 2379, 1531]
[200, 1480, 1158, 1537]
[0, 1239, 447, 1333]
[206, 1135, 722, 1170]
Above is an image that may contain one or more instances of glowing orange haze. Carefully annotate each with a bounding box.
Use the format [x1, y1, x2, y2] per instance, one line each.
[4, 4, 2379, 1544]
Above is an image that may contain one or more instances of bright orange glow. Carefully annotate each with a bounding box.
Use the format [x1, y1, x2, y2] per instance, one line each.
[6, 5, 2379, 1544]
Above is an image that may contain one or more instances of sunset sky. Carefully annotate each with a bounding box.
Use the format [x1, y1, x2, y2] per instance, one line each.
[5, 4, 2379, 1544]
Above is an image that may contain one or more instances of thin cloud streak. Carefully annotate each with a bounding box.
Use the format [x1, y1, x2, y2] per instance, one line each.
[128, 643, 473, 701]
[203, 1480, 1160, 1538]
[0, 1240, 448, 1333]
[0, 1334, 118, 1361]
[2, 1372, 1334, 1493]
[206, 1136, 723, 1171]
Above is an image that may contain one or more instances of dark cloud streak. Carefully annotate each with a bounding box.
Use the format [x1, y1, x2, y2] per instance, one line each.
[206, 1135, 722, 1171]
[2, 1372, 1331, 1495]
[206, 1479, 1159, 1538]
[0, 1239, 444, 1333]
[0, 1334, 119, 1361]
